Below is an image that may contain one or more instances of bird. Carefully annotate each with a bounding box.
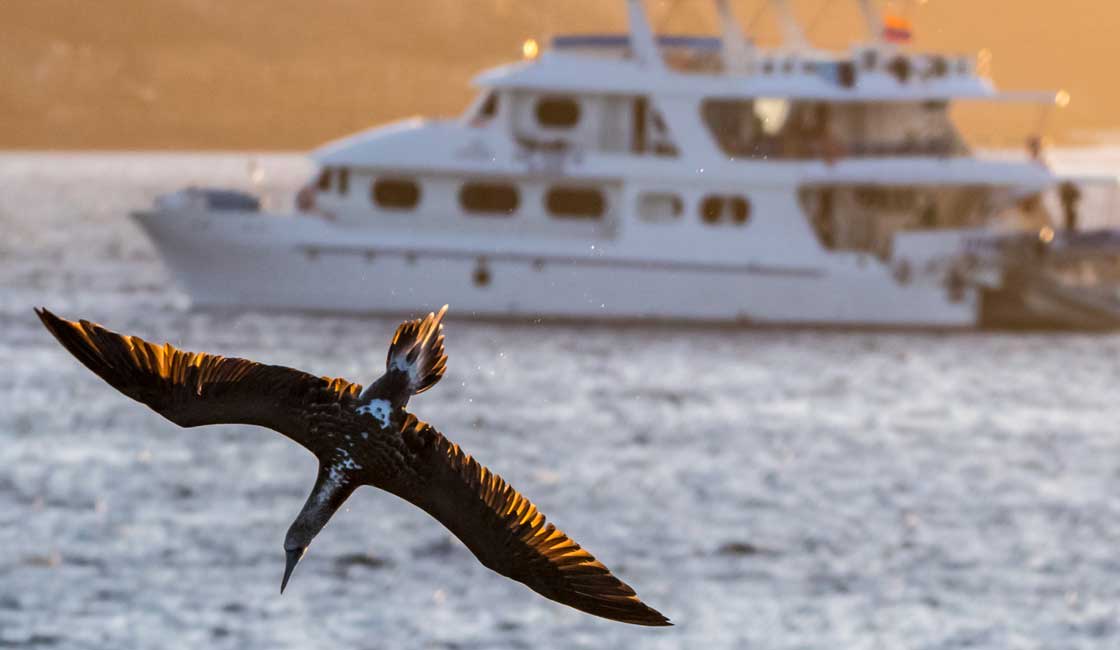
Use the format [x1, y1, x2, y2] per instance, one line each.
[34, 306, 670, 626]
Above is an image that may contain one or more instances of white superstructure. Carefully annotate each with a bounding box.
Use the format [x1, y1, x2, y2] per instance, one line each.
[136, 0, 1120, 328]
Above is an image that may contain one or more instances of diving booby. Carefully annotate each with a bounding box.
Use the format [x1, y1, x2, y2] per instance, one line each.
[35, 306, 670, 626]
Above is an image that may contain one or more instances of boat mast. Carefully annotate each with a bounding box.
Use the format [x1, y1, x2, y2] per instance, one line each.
[626, 0, 665, 70]
[714, 0, 754, 74]
[769, 0, 810, 51]
[856, 0, 886, 45]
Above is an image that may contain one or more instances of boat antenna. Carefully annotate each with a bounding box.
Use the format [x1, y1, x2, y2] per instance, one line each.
[715, 0, 754, 74]
[626, 0, 665, 69]
[856, 0, 885, 44]
[769, 0, 810, 51]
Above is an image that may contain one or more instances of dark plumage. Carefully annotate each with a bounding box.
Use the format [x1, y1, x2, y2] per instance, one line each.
[35, 306, 670, 626]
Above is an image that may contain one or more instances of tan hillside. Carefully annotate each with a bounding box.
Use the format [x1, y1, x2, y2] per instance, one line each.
[1, 1, 1116, 149]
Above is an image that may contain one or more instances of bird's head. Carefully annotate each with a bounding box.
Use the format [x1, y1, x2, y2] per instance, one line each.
[280, 491, 339, 593]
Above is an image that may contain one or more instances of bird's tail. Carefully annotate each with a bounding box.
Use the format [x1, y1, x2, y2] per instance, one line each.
[364, 306, 448, 404]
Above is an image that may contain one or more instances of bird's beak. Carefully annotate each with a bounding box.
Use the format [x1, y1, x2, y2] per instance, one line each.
[281, 547, 306, 594]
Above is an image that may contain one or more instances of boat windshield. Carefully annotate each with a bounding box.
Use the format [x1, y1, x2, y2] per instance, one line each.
[703, 99, 969, 160]
[466, 92, 499, 125]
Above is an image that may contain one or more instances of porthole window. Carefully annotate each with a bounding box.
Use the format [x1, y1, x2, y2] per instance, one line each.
[316, 167, 332, 191]
[546, 186, 605, 219]
[638, 192, 683, 223]
[460, 182, 519, 216]
[729, 197, 750, 224]
[372, 178, 421, 210]
[700, 195, 722, 224]
[699, 195, 752, 226]
[535, 96, 581, 129]
[338, 167, 350, 195]
[473, 260, 492, 288]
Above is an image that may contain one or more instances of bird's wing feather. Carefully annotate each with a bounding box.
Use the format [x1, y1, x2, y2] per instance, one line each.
[36, 309, 360, 442]
[387, 415, 670, 626]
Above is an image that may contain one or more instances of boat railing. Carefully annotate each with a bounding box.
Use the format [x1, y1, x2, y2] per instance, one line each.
[551, 33, 725, 72]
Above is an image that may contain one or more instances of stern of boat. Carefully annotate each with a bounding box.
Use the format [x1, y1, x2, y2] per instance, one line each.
[976, 230, 1120, 330]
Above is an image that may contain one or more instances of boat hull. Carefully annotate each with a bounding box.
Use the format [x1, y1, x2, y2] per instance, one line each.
[132, 209, 981, 328]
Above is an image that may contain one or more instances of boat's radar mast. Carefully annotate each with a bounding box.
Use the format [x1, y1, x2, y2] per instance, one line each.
[857, 0, 887, 45]
[627, 0, 760, 71]
[625, 0, 895, 58]
[625, 0, 664, 69]
[769, 0, 811, 51]
[622, 0, 830, 66]
[715, 0, 754, 72]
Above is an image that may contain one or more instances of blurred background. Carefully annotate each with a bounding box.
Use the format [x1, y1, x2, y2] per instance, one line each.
[2, 0, 1118, 149]
[4, 2, 1120, 650]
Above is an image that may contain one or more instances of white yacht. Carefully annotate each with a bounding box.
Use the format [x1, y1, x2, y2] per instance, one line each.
[134, 0, 1120, 328]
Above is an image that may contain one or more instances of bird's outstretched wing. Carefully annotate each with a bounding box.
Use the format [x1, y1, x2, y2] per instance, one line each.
[388, 415, 670, 626]
[35, 309, 361, 442]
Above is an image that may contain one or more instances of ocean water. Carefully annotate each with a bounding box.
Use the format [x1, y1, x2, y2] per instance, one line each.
[3, 152, 1120, 649]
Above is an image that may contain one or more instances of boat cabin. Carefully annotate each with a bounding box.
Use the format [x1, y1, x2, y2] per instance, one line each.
[300, 0, 1059, 266]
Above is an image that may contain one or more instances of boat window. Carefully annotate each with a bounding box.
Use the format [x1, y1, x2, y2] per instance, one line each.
[632, 97, 679, 157]
[469, 92, 499, 125]
[535, 96, 581, 129]
[700, 195, 722, 224]
[799, 186, 988, 258]
[338, 168, 350, 195]
[887, 56, 912, 83]
[927, 57, 948, 78]
[459, 182, 519, 216]
[479, 93, 498, 119]
[316, 167, 331, 191]
[700, 195, 751, 226]
[372, 178, 421, 210]
[701, 98, 790, 158]
[546, 186, 605, 219]
[854, 187, 916, 211]
[754, 99, 790, 136]
[702, 100, 756, 157]
[632, 97, 647, 154]
[638, 192, 683, 223]
[729, 197, 751, 224]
